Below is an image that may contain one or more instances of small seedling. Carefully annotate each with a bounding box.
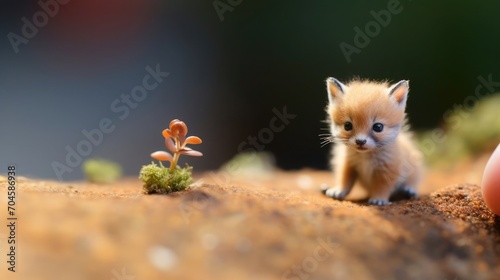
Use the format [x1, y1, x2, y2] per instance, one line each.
[139, 119, 203, 194]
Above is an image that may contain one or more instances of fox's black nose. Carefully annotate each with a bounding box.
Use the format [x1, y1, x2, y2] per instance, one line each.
[355, 139, 367, 146]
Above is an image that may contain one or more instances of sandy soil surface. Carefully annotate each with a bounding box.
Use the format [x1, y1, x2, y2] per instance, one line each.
[0, 154, 499, 280]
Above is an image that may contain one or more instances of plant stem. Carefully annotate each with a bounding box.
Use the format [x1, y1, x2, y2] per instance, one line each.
[169, 136, 182, 173]
[170, 152, 180, 173]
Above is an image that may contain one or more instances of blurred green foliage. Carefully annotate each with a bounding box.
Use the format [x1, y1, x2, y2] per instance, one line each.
[417, 94, 500, 165]
[220, 152, 275, 177]
[82, 159, 122, 184]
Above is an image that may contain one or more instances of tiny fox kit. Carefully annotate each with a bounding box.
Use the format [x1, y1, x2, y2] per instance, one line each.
[322, 78, 423, 205]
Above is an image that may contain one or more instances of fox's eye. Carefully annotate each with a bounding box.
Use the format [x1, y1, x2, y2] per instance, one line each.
[372, 123, 384, 132]
[344, 122, 353, 131]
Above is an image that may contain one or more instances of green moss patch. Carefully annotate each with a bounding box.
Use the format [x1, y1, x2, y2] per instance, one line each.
[139, 162, 192, 194]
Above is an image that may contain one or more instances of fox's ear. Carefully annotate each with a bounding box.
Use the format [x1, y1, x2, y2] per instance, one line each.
[326, 77, 347, 103]
[388, 80, 409, 107]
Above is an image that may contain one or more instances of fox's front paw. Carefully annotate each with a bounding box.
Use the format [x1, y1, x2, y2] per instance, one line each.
[367, 198, 392, 206]
[321, 184, 349, 200]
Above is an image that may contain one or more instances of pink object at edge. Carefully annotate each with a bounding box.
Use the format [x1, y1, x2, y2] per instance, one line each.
[482, 144, 500, 216]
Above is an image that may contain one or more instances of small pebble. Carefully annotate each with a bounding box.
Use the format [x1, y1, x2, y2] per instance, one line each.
[296, 175, 314, 189]
[148, 246, 178, 271]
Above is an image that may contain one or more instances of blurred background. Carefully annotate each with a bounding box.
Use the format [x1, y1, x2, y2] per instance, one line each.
[1, 0, 499, 181]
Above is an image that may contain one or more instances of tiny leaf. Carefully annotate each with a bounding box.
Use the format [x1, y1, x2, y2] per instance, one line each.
[150, 151, 173, 161]
[185, 136, 202, 145]
[162, 129, 173, 138]
[165, 137, 177, 153]
[170, 119, 188, 138]
[180, 149, 203, 157]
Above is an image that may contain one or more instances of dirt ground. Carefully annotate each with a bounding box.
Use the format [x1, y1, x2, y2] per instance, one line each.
[0, 154, 499, 280]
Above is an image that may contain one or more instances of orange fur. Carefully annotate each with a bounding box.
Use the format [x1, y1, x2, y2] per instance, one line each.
[323, 78, 424, 205]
